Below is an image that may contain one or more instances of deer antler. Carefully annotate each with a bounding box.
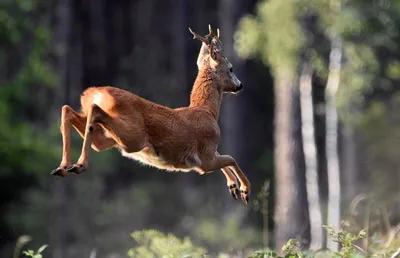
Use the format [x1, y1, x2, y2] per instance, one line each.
[208, 24, 215, 38]
[190, 25, 223, 61]
[189, 24, 220, 45]
[189, 27, 209, 45]
[207, 24, 221, 39]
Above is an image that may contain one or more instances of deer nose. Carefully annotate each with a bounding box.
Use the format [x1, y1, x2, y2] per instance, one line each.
[236, 83, 243, 92]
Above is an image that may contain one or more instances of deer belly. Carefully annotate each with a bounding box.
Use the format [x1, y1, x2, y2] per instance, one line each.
[119, 147, 195, 172]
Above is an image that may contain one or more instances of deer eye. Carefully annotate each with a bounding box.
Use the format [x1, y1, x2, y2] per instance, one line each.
[229, 67, 233, 73]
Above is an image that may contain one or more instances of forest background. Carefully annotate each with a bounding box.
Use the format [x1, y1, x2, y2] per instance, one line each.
[1, 0, 400, 257]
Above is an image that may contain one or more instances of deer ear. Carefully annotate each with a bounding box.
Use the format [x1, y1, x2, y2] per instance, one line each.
[209, 38, 223, 62]
[210, 49, 220, 61]
[209, 47, 222, 70]
[197, 42, 209, 70]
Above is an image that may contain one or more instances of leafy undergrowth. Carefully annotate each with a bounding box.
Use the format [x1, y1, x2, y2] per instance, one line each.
[15, 226, 400, 258]
[127, 229, 206, 258]
[126, 226, 400, 258]
[249, 226, 400, 258]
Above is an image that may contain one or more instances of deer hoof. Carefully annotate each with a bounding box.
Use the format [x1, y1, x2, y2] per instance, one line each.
[50, 167, 68, 177]
[228, 184, 239, 200]
[240, 189, 249, 205]
[66, 164, 87, 174]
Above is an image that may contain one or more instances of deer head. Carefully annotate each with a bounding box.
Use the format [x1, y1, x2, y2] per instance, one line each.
[189, 25, 243, 94]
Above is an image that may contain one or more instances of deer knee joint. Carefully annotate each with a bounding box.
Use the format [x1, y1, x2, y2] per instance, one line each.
[90, 103, 101, 112]
[62, 105, 71, 113]
[89, 103, 105, 123]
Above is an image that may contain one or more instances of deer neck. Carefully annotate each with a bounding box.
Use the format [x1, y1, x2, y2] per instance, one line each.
[189, 68, 222, 120]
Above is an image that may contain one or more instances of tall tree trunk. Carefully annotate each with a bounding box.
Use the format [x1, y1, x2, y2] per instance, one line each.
[50, 0, 72, 257]
[274, 75, 309, 250]
[298, 13, 323, 249]
[300, 62, 323, 250]
[325, 35, 342, 252]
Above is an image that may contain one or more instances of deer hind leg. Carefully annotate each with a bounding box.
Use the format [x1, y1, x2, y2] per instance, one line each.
[221, 167, 240, 200]
[201, 153, 251, 204]
[213, 151, 240, 200]
[66, 103, 145, 174]
[51, 105, 116, 177]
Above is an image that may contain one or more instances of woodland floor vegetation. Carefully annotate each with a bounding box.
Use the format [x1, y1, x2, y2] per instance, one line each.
[16, 225, 400, 258]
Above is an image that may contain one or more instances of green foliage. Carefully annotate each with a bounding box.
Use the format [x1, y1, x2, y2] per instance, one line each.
[12, 236, 48, 258]
[323, 226, 367, 258]
[127, 229, 207, 258]
[0, 0, 59, 178]
[337, 43, 379, 124]
[194, 207, 262, 251]
[386, 60, 400, 80]
[11, 226, 400, 258]
[236, 0, 400, 126]
[249, 239, 305, 258]
[248, 226, 399, 258]
[235, 0, 305, 77]
[280, 239, 301, 256]
[22, 245, 48, 258]
[0, 0, 61, 253]
[0, 0, 56, 88]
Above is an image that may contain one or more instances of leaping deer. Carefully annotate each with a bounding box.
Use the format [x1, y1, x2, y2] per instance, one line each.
[50, 25, 251, 204]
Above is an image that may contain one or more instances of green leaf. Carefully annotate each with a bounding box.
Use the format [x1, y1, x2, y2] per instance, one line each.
[37, 245, 48, 254]
[22, 250, 34, 257]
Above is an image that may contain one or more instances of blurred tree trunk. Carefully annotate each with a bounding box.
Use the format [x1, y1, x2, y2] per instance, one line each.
[300, 62, 322, 250]
[218, 0, 245, 159]
[340, 120, 360, 207]
[325, 35, 342, 252]
[299, 14, 323, 250]
[274, 75, 309, 250]
[50, 0, 72, 257]
[172, 0, 187, 96]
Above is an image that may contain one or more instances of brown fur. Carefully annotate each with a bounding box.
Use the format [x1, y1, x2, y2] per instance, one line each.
[51, 25, 251, 204]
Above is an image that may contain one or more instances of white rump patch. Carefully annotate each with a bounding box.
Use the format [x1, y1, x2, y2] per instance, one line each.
[92, 92, 103, 106]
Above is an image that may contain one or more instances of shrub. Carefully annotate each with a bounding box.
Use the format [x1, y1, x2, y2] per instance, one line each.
[127, 229, 207, 258]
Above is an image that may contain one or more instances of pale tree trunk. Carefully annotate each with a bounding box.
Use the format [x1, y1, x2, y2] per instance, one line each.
[50, 0, 72, 257]
[325, 35, 342, 251]
[274, 75, 309, 250]
[299, 62, 323, 250]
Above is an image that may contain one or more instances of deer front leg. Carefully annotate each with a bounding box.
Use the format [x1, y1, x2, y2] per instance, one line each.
[201, 153, 251, 204]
